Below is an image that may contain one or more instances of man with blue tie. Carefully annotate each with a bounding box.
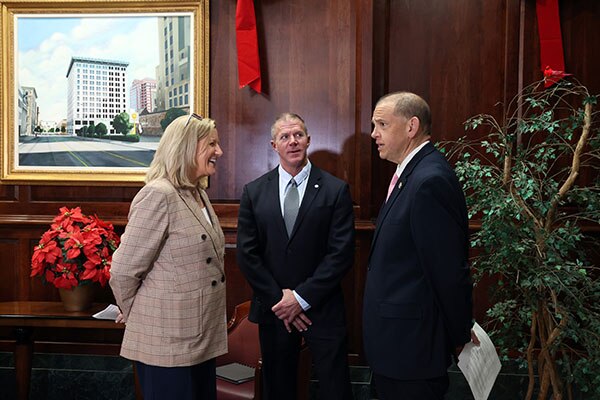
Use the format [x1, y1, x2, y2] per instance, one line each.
[237, 113, 355, 400]
[364, 92, 476, 399]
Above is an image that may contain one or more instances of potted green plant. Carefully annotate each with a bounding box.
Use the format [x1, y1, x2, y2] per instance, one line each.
[441, 79, 600, 399]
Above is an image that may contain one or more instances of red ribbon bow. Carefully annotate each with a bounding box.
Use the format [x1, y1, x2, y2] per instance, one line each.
[236, 0, 262, 93]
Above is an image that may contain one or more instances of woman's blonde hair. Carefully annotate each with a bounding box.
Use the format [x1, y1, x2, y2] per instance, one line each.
[145, 114, 216, 189]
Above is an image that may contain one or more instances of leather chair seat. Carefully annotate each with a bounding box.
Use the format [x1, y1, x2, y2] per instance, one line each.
[216, 380, 255, 400]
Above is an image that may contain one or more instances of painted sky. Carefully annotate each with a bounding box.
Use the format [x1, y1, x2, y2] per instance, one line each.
[17, 15, 163, 123]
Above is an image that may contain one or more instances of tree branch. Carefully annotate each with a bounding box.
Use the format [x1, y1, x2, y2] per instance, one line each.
[545, 103, 592, 231]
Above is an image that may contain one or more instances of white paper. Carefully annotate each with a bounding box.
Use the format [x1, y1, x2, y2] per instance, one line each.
[457, 322, 502, 400]
[92, 304, 120, 320]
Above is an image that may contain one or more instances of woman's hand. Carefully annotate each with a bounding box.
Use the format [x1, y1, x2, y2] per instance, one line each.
[115, 312, 126, 324]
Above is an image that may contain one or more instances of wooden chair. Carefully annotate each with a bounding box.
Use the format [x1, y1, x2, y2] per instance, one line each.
[216, 301, 262, 400]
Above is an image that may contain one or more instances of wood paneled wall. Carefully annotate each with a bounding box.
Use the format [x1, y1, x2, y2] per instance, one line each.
[210, 0, 364, 202]
[1, 0, 599, 357]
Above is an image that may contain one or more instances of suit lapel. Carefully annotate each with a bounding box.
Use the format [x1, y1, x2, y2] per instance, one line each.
[374, 177, 404, 230]
[369, 143, 436, 258]
[266, 169, 289, 239]
[370, 178, 406, 251]
[176, 188, 203, 222]
[198, 189, 225, 260]
[289, 167, 322, 240]
[176, 187, 225, 272]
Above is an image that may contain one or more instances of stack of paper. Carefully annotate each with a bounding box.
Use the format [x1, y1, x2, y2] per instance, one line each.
[457, 322, 502, 400]
[92, 304, 120, 320]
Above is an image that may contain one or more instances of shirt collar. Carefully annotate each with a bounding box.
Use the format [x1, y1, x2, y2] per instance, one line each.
[395, 140, 429, 178]
[279, 160, 311, 186]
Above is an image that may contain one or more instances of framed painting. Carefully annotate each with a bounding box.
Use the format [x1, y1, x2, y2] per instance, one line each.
[0, 0, 209, 185]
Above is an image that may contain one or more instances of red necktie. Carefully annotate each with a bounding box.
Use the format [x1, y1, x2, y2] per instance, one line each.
[386, 173, 399, 202]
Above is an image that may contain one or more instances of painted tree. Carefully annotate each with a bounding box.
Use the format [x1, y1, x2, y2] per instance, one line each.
[113, 112, 133, 135]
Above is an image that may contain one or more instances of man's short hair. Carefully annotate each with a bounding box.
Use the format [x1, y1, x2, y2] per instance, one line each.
[377, 92, 431, 135]
[271, 112, 308, 140]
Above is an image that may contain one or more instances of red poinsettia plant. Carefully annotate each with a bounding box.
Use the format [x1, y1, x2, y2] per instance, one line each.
[31, 207, 120, 290]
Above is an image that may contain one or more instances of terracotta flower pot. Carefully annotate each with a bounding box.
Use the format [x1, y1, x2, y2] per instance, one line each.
[58, 284, 96, 312]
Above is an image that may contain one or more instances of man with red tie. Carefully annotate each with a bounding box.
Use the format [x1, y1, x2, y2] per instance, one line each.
[364, 92, 476, 400]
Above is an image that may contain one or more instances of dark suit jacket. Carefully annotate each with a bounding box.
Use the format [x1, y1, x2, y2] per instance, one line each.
[237, 165, 355, 328]
[363, 142, 473, 380]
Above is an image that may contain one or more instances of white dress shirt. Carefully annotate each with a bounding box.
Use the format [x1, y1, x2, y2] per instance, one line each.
[394, 141, 430, 180]
[278, 161, 312, 311]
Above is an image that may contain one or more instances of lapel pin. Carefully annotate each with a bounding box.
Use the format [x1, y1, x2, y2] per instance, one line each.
[398, 182, 403, 190]
[314, 184, 319, 188]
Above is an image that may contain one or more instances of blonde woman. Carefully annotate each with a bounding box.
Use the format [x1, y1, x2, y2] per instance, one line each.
[110, 114, 226, 400]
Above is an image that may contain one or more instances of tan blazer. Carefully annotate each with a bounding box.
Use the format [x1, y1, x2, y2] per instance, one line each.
[110, 178, 227, 367]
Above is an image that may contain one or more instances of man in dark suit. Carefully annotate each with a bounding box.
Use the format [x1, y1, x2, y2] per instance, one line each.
[237, 113, 355, 400]
[364, 92, 476, 400]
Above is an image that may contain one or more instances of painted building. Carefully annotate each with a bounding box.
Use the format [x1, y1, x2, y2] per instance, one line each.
[130, 78, 157, 113]
[66, 56, 129, 135]
[21, 86, 38, 136]
[155, 16, 191, 112]
[17, 87, 28, 136]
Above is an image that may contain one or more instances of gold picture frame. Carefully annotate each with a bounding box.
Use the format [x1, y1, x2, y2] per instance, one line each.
[0, 0, 209, 185]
